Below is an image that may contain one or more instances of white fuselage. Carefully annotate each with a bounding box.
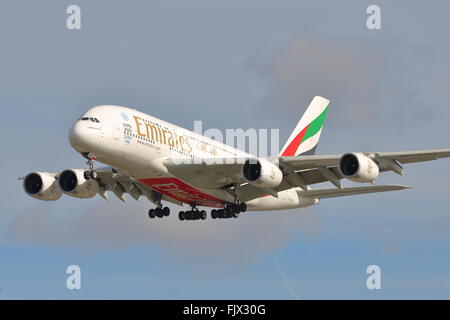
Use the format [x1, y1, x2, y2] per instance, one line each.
[69, 105, 318, 211]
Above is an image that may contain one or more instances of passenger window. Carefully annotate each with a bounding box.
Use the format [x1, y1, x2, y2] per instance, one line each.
[81, 117, 89, 121]
[94, 118, 100, 123]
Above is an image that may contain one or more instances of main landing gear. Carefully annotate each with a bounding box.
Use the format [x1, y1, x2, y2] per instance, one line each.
[215, 183, 247, 219]
[178, 203, 247, 221]
[83, 153, 97, 180]
[178, 205, 207, 221]
[211, 203, 247, 219]
[148, 204, 170, 219]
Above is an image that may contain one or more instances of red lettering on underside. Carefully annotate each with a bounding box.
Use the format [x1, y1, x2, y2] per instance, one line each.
[138, 177, 224, 208]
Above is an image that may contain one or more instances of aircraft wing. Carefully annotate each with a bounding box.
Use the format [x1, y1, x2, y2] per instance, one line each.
[280, 148, 450, 171]
[163, 158, 248, 189]
[275, 148, 450, 190]
[299, 184, 410, 199]
[162, 149, 450, 203]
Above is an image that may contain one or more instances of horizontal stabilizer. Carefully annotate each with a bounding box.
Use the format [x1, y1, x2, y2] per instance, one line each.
[299, 185, 410, 199]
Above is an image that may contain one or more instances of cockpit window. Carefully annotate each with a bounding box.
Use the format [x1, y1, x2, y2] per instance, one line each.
[79, 116, 100, 122]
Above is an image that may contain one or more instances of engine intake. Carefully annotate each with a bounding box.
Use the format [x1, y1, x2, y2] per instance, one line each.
[242, 159, 283, 189]
[58, 169, 98, 198]
[339, 153, 379, 183]
[23, 172, 62, 201]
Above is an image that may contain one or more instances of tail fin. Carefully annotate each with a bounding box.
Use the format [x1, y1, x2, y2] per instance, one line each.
[279, 96, 329, 157]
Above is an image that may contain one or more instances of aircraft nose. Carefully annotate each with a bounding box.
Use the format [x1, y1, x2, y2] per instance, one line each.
[68, 121, 99, 152]
[69, 121, 86, 151]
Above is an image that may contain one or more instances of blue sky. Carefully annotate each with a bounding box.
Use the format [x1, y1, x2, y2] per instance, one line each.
[1, 0, 450, 299]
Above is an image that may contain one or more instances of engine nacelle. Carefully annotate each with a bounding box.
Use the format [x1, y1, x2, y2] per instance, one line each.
[339, 153, 379, 183]
[23, 172, 62, 201]
[242, 159, 283, 189]
[58, 169, 98, 198]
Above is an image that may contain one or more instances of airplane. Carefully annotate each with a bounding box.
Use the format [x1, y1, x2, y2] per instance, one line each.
[22, 96, 450, 221]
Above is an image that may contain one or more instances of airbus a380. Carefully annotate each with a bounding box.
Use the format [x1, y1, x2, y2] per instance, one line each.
[22, 96, 450, 221]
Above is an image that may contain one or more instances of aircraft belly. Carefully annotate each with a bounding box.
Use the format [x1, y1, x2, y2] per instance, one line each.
[246, 189, 303, 211]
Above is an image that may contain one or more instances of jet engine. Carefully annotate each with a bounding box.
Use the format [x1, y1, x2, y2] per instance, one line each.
[23, 172, 62, 201]
[339, 153, 379, 183]
[58, 169, 98, 198]
[242, 159, 283, 189]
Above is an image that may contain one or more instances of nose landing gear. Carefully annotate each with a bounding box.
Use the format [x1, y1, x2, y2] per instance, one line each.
[83, 153, 97, 180]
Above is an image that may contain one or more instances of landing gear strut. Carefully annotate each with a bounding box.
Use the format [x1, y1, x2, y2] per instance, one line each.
[178, 205, 207, 221]
[83, 153, 97, 180]
[211, 202, 247, 219]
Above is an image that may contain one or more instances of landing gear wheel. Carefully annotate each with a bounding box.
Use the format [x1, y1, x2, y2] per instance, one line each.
[232, 212, 239, 218]
[163, 207, 170, 216]
[225, 207, 233, 218]
[179, 211, 185, 221]
[156, 208, 164, 218]
[148, 209, 156, 219]
[90, 171, 98, 179]
[211, 209, 217, 219]
[239, 203, 247, 212]
[200, 210, 207, 220]
[84, 170, 91, 180]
